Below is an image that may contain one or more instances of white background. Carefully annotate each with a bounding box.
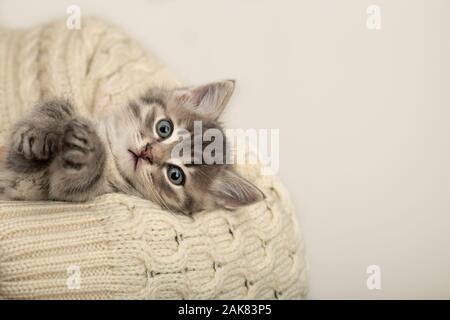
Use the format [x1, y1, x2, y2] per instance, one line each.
[1, 0, 449, 299]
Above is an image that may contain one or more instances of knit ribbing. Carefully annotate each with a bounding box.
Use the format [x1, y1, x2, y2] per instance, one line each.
[0, 172, 307, 299]
[0, 18, 307, 299]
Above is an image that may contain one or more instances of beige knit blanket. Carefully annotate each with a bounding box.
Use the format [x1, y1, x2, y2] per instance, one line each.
[0, 18, 308, 299]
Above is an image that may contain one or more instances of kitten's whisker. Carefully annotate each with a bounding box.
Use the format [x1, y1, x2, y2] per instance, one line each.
[144, 171, 180, 215]
[152, 179, 186, 215]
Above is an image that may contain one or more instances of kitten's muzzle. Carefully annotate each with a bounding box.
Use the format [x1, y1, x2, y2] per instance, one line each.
[128, 145, 153, 171]
[140, 143, 154, 164]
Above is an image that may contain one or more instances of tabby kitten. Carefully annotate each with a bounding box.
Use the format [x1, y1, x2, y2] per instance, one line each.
[0, 81, 265, 214]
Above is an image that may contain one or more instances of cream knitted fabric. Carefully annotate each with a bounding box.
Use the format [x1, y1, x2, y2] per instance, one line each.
[0, 18, 308, 299]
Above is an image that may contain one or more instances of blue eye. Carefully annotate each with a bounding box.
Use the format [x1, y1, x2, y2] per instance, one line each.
[156, 119, 173, 139]
[167, 165, 185, 185]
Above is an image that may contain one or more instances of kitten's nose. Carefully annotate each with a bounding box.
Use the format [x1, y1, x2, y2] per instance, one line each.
[140, 143, 153, 164]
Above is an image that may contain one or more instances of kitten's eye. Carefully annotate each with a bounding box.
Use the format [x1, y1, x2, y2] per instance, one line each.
[167, 165, 185, 186]
[156, 119, 173, 139]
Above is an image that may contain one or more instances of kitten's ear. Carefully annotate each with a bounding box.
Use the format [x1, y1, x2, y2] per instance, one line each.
[211, 169, 265, 210]
[174, 80, 235, 120]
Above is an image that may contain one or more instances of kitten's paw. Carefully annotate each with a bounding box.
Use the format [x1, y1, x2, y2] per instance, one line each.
[61, 118, 97, 170]
[12, 125, 58, 160]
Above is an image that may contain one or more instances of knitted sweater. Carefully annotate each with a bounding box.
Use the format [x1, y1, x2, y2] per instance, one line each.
[0, 18, 308, 299]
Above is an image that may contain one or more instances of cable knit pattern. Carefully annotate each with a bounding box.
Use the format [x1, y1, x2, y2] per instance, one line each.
[0, 18, 307, 299]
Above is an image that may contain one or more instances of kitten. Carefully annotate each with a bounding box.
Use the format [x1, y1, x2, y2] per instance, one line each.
[0, 81, 265, 214]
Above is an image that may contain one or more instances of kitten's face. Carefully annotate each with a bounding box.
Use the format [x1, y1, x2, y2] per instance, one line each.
[107, 81, 264, 214]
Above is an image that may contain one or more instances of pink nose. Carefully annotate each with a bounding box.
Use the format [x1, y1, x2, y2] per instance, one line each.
[140, 144, 153, 164]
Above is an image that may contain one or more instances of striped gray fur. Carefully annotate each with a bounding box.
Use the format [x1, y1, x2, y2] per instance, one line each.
[0, 81, 265, 214]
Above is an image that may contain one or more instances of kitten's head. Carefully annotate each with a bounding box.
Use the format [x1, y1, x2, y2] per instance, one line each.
[107, 80, 265, 214]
